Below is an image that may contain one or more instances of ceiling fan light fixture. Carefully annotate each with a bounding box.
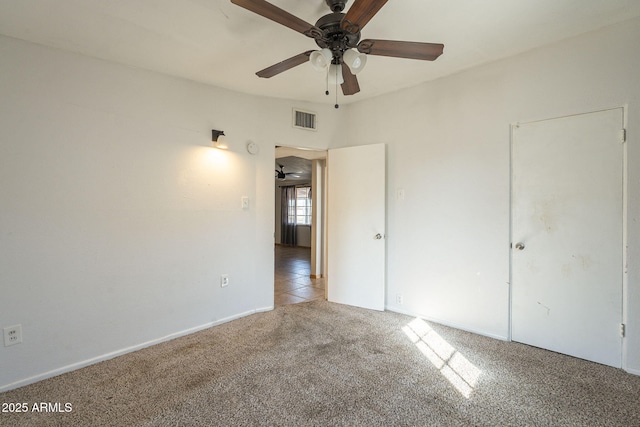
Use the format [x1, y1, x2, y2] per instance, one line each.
[343, 49, 367, 74]
[328, 63, 344, 85]
[309, 48, 333, 72]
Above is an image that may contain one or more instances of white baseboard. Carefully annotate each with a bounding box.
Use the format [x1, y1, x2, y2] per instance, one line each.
[0, 306, 273, 393]
[625, 367, 640, 376]
[385, 304, 509, 342]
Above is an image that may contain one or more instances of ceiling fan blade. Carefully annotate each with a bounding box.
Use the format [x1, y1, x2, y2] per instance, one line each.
[341, 65, 360, 95]
[358, 39, 444, 61]
[256, 51, 313, 78]
[341, 0, 388, 34]
[231, 0, 322, 38]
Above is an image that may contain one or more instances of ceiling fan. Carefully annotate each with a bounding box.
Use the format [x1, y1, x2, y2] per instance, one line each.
[275, 164, 301, 180]
[230, 0, 444, 107]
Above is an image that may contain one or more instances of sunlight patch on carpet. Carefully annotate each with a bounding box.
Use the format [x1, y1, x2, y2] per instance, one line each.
[403, 318, 481, 398]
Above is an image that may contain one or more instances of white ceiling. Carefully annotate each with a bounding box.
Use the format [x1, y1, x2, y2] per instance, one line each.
[1, 0, 639, 106]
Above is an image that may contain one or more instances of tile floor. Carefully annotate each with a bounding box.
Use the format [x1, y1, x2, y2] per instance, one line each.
[274, 245, 325, 307]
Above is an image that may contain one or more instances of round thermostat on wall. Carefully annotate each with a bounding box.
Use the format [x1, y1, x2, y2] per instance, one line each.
[247, 141, 259, 155]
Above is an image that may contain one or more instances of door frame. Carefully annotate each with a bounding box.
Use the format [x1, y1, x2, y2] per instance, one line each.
[508, 106, 628, 370]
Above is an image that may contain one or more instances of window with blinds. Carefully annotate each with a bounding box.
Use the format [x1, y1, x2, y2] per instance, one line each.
[288, 186, 312, 225]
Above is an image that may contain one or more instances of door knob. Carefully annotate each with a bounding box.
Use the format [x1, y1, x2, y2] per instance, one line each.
[515, 242, 525, 250]
[374, 233, 383, 240]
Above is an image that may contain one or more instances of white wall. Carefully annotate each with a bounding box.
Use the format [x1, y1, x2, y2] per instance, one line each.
[0, 36, 339, 391]
[338, 17, 640, 372]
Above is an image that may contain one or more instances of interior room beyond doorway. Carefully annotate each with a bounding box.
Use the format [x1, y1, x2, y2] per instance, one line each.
[274, 146, 327, 306]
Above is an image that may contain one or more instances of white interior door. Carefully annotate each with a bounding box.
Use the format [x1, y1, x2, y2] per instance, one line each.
[327, 143, 385, 311]
[511, 108, 624, 367]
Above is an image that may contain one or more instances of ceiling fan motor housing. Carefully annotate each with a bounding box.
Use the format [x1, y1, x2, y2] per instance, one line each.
[314, 12, 360, 61]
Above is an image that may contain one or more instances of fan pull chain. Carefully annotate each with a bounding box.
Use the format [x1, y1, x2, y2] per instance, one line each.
[325, 70, 329, 96]
[334, 64, 339, 109]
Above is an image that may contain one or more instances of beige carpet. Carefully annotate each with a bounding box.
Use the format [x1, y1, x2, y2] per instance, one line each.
[1, 300, 639, 426]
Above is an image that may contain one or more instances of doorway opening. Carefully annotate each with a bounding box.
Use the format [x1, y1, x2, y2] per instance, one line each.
[274, 146, 327, 307]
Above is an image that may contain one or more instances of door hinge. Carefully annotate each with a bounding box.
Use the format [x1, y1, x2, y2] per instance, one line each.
[619, 129, 626, 143]
[620, 323, 626, 338]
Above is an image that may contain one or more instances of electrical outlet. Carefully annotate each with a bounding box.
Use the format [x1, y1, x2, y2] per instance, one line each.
[220, 274, 230, 287]
[3, 324, 23, 347]
[396, 293, 403, 305]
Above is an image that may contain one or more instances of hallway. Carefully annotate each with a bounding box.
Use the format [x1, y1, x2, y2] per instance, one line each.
[274, 245, 325, 307]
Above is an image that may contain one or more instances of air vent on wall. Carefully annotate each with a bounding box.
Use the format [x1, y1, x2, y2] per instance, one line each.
[293, 109, 317, 131]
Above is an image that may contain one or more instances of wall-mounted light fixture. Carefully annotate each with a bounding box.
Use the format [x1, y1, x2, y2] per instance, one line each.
[212, 129, 228, 149]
